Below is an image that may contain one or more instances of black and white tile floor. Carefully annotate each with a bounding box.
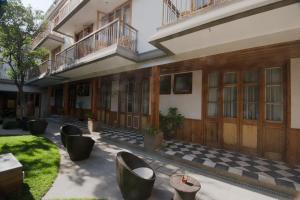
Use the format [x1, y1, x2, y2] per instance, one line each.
[101, 127, 144, 148]
[163, 140, 300, 192]
[99, 127, 300, 192]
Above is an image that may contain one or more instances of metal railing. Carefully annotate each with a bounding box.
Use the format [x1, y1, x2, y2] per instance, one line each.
[162, 0, 232, 25]
[32, 22, 63, 49]
[27, 60, 52, 81]
[54, 0, 83, 27]
[53, 19, 138, 73]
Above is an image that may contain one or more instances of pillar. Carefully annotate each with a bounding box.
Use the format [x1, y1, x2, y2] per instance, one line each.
[63, 83, 69, 115]
[150, 66, 160, 129]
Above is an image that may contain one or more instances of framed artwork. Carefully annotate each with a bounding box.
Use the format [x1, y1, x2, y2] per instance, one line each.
[173, 72, 193, 94]
[160, 75, 171, 94]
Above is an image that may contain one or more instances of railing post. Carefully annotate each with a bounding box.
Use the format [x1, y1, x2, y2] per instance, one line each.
[117, 20, 120, 45]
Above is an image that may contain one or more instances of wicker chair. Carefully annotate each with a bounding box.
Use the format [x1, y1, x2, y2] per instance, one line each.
[116, 151, 156, 200]
[28, 119, 48, 135]
[60, 125, 83, 147]
[66, 135, 95, 161]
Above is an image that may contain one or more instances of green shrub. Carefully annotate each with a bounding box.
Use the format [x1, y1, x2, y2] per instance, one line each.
[2, 118, 20, 129]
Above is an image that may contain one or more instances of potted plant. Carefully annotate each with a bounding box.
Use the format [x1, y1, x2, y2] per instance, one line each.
[143, 126, 163, 151]
[78, 102, 85, 121]
[160, 107, 184, 140]
[87, 111, 94, 132]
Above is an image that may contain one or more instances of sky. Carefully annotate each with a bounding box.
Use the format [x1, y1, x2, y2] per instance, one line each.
[21, 0, 54, 12]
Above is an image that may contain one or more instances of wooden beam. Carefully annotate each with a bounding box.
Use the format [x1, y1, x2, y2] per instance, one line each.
[150, 66, 160, 129]
[91, 78, 98, 116]
[63, 83, 69, 115]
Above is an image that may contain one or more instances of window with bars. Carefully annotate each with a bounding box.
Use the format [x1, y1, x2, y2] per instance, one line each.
[265, 67, 283, 121]
[223, 72, 237, 118]
[243, 70, 258, 120]
[207, 72, 219, 117]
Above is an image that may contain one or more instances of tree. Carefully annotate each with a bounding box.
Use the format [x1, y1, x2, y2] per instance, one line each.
[0, 0, 7, 18]
[0, 0, 47, 119]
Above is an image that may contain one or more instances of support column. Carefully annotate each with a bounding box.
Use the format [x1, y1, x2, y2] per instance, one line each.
[63, 83, 69, 115]
[91, 78, 98, 117]
[47, 86, 52, 115]
[150, 66, 160, 129]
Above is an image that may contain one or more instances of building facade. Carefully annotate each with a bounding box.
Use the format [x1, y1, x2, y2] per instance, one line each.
[27, 0, 300, 165]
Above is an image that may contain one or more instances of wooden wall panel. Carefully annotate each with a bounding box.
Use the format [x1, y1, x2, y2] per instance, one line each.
[109, 111, 118, 126]
[141, 116, 150, 129]
[119, 113, 126, 127]
[242, 125, 258, 149]
[223, 123, 238, 146]
[176, 119, 203, 143]
[286, 129, 300, 165]
[263, 127, 285, 161]
[205, 121, 218, 146]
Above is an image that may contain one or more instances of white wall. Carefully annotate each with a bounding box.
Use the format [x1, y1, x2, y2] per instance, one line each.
[160, 70, 202, 120]
[291, 58, 300, 129]
[111, 80, 119, 112]
[132, 0, 162, 53]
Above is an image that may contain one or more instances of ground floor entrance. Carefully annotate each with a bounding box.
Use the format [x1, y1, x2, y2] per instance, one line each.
[203, 67, 286, 160]
[47, 41, 300, 165]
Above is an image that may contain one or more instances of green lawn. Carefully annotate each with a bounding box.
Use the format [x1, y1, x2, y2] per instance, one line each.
[0, 135, 60, 200]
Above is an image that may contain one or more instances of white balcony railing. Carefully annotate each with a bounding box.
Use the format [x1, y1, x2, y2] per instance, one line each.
[32, 21, 63, 49]
[53, 19, 137, 73]
[162, 0, 232, 25]
[54, 0, 83, 27]
[27, 60, 52, 81]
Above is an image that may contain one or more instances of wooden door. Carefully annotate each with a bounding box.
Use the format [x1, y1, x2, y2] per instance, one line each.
[100, 80, 111, 125]
[125, 78, 142, 130]
[204, 71, 221, 147]
[240, 70, 259, 154]
[222, 71, 240, 150]
[261, 67, 286, 160]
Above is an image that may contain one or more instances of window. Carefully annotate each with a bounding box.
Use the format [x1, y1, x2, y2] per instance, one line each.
[142, 79, 150, 115]
[77, 83, 89, 96]
[173, 72, 193, 94]
[243, 70, 258, 120]
[207, 72, 219, 117]
[133, 81, 140, 113]
[127, 79, 134, 113]
[160, 75, 171, 94]
[223, 72, 237, 118]
[101, 82, 111, 110]
[265, 67, 283, 121]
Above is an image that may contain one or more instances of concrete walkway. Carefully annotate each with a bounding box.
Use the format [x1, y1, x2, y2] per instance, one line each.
[43, 122, 289, 200]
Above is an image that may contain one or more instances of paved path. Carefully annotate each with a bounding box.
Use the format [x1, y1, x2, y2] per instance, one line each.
[43, 122, 286, 200]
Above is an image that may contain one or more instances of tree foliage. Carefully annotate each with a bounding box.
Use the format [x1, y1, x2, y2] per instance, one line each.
[0, 0, 48, 118]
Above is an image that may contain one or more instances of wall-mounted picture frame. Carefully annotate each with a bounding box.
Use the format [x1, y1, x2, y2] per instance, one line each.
[160, 75, 171, 95]
[173, 72, 193, 94]
[77, 83, 90, 96]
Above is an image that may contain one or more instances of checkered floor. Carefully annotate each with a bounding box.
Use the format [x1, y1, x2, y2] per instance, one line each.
[99, 127, 300, 192]
[47, 115, 88, 129]
[101, 127, 144, 148]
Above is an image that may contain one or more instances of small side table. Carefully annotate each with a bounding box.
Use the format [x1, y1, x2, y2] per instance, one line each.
[170, 174, 201, 200]
[0, 153, 23, 196]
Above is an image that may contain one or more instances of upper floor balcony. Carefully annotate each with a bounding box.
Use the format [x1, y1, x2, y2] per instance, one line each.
[53, 0, 128, 36]
[150, 0, 300, 58]
[51, 18, 138, 79]
[26, 60, 51, 81]
[32, 22, 64, 50]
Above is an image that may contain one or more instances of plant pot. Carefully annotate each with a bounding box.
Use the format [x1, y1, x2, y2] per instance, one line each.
[163, 130, 176, 140]
[144, 131, 163, 151]
[88, 120, 101, 132]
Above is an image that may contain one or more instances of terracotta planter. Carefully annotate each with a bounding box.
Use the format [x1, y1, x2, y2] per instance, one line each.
[144, 131, 163, 151]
